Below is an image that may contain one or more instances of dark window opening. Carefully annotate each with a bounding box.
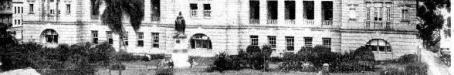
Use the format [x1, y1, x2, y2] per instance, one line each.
[137, 32, 144, 47]
[66, 4, 71, 14]
[124, 32, 128, 46]
[249, 1, 260, 19]
[322, 38, 331, 49]
[286, 36, 294, 51]
[152, 33, 159, 48]
[303, 1, 314, 19]
[268, 36, 276, 50]
[285, 1, 295, 20]
[92, 30, 98, 44]
[106, 31, 113, 44]
[203, 4, 211, 17]
[90, 0, 100, 16]
[267, 1, 278, 20]
[42, 29, 58, 43]
[304, 37, 312, 47]
[190, 34, 212, 49]
[366, 39, 392, 53]
[29, 4, 34, 14]
[151, 0, 160, 21]
[322, 1, 333, 20]
[190, 3, 198, 16]
[250, 35, 258, 46]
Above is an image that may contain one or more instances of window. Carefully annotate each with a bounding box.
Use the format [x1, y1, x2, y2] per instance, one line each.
[286, 36, 294, 51]
[50, 9, 54, 14]
[137, 32, 144, 47]
[267, 1, 278, 20]
[322, 38, 331, 49]
[190, 34, 212, 49]
[401, 9, 409, 22]
[249, 0, 260, 24]
[304, 37, 312, 47]
[303, 1, 314, 19]
[21, 7, 23, 13]
[250, 35, 258, 46]
[124, 32, 128, 46]
[92, 30, 98, 44]
[66, 4, 71, 14]
[268, 36, 276, 50]
[190, 3, 198, 17]
[41, 29, 58, 43]
[90, 0, 100, 17]
[374, 7, 383, 21]
[106, 31, 113, 44]
[203, 4, 211, 17]
[29, 4, 34, 14]
[366, 39, 392, 53]
[151, 32, 159, 48]
[151, 0, 160, 21]
[284, 1, 295, 20]
[322, 1, 333, 20]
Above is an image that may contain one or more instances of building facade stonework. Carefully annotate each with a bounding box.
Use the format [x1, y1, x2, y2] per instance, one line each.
[13, 0, 421, 60]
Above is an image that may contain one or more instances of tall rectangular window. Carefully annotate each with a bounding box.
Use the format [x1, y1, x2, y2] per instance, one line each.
[250, 35, 258, 46]
[29, 4, 34, 14]
[322, 1, 333, 20]
[286, 36, 294, 51]
[249, 0, 260, 24]
[151, 33, 160, 48]
[92, 30, 98, 44]
[137, 32, 144, 47]
[124, 32, 128, 46]
[322, 38, 331, 49]
[106, 31, 113, 44]
[304, 37, 312, 47]
[303, 1, 314, 19]
[401, 9, 409, 22]
[268, 36, 276, 50]
[66, 4, 71, 14]
[190, 3, 198, 17]
[203, 4, 211, 17]
[151, 0, 160, 21]
[267, 1, 278, 20]
[284, 1, 295, 20]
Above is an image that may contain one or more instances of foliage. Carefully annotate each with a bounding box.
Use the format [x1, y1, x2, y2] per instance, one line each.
[100, 0, 144, 33]
[0, 42, 117, 75]
[0, 23, 17, 46]
[209, 45, 275, 72]
[416, 0, 450, 49]
[379, 55, 427, 75]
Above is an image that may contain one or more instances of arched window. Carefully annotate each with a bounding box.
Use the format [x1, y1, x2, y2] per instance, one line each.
[366, 39, 391, 52]
[41, 29, 58, 43]
[190, 34, 212, 49]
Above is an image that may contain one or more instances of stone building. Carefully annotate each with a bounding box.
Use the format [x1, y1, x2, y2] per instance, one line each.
[13, 0, 421, 60]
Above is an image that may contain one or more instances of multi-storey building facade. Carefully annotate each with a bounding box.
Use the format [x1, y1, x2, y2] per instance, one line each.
[13, 0, 421, 60]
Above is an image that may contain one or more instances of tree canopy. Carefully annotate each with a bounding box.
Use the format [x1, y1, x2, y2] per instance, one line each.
[416, 0, 450, 49]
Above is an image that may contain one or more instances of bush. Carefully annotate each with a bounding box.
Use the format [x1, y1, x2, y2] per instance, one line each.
[0, 42, 117, 74]
[208, 45, 275, 72]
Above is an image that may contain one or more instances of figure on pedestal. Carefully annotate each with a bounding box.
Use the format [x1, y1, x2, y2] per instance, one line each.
[171, 12, 191, 68]
[174, 12, 186, 38]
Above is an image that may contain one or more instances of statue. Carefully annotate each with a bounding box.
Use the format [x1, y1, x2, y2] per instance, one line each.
[175, 12, 186, 38]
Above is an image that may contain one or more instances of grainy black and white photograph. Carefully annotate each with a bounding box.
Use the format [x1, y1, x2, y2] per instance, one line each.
[0, 0, 452, 75]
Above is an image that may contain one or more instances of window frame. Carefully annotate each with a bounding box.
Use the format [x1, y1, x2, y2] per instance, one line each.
[91, 30, 98, 44]
[304, 37, 313, 47]
[137, 32, 144, 47]
[250, 35, 258, 46]
[151, 32, 160, 48]
[285, 36, 294, 51]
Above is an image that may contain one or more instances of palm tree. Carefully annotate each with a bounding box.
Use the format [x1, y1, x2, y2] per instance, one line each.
[96, 0, 144, 51]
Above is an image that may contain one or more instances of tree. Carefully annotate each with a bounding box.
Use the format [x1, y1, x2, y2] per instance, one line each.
[416, 0, 450, 51]
[96, 0, 144, 51]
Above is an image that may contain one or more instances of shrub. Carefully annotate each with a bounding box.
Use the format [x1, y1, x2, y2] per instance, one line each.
[0, 42, 117, 74]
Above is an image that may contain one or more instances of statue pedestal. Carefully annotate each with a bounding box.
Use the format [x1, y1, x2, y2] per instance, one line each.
[171, 34, 190, 68]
